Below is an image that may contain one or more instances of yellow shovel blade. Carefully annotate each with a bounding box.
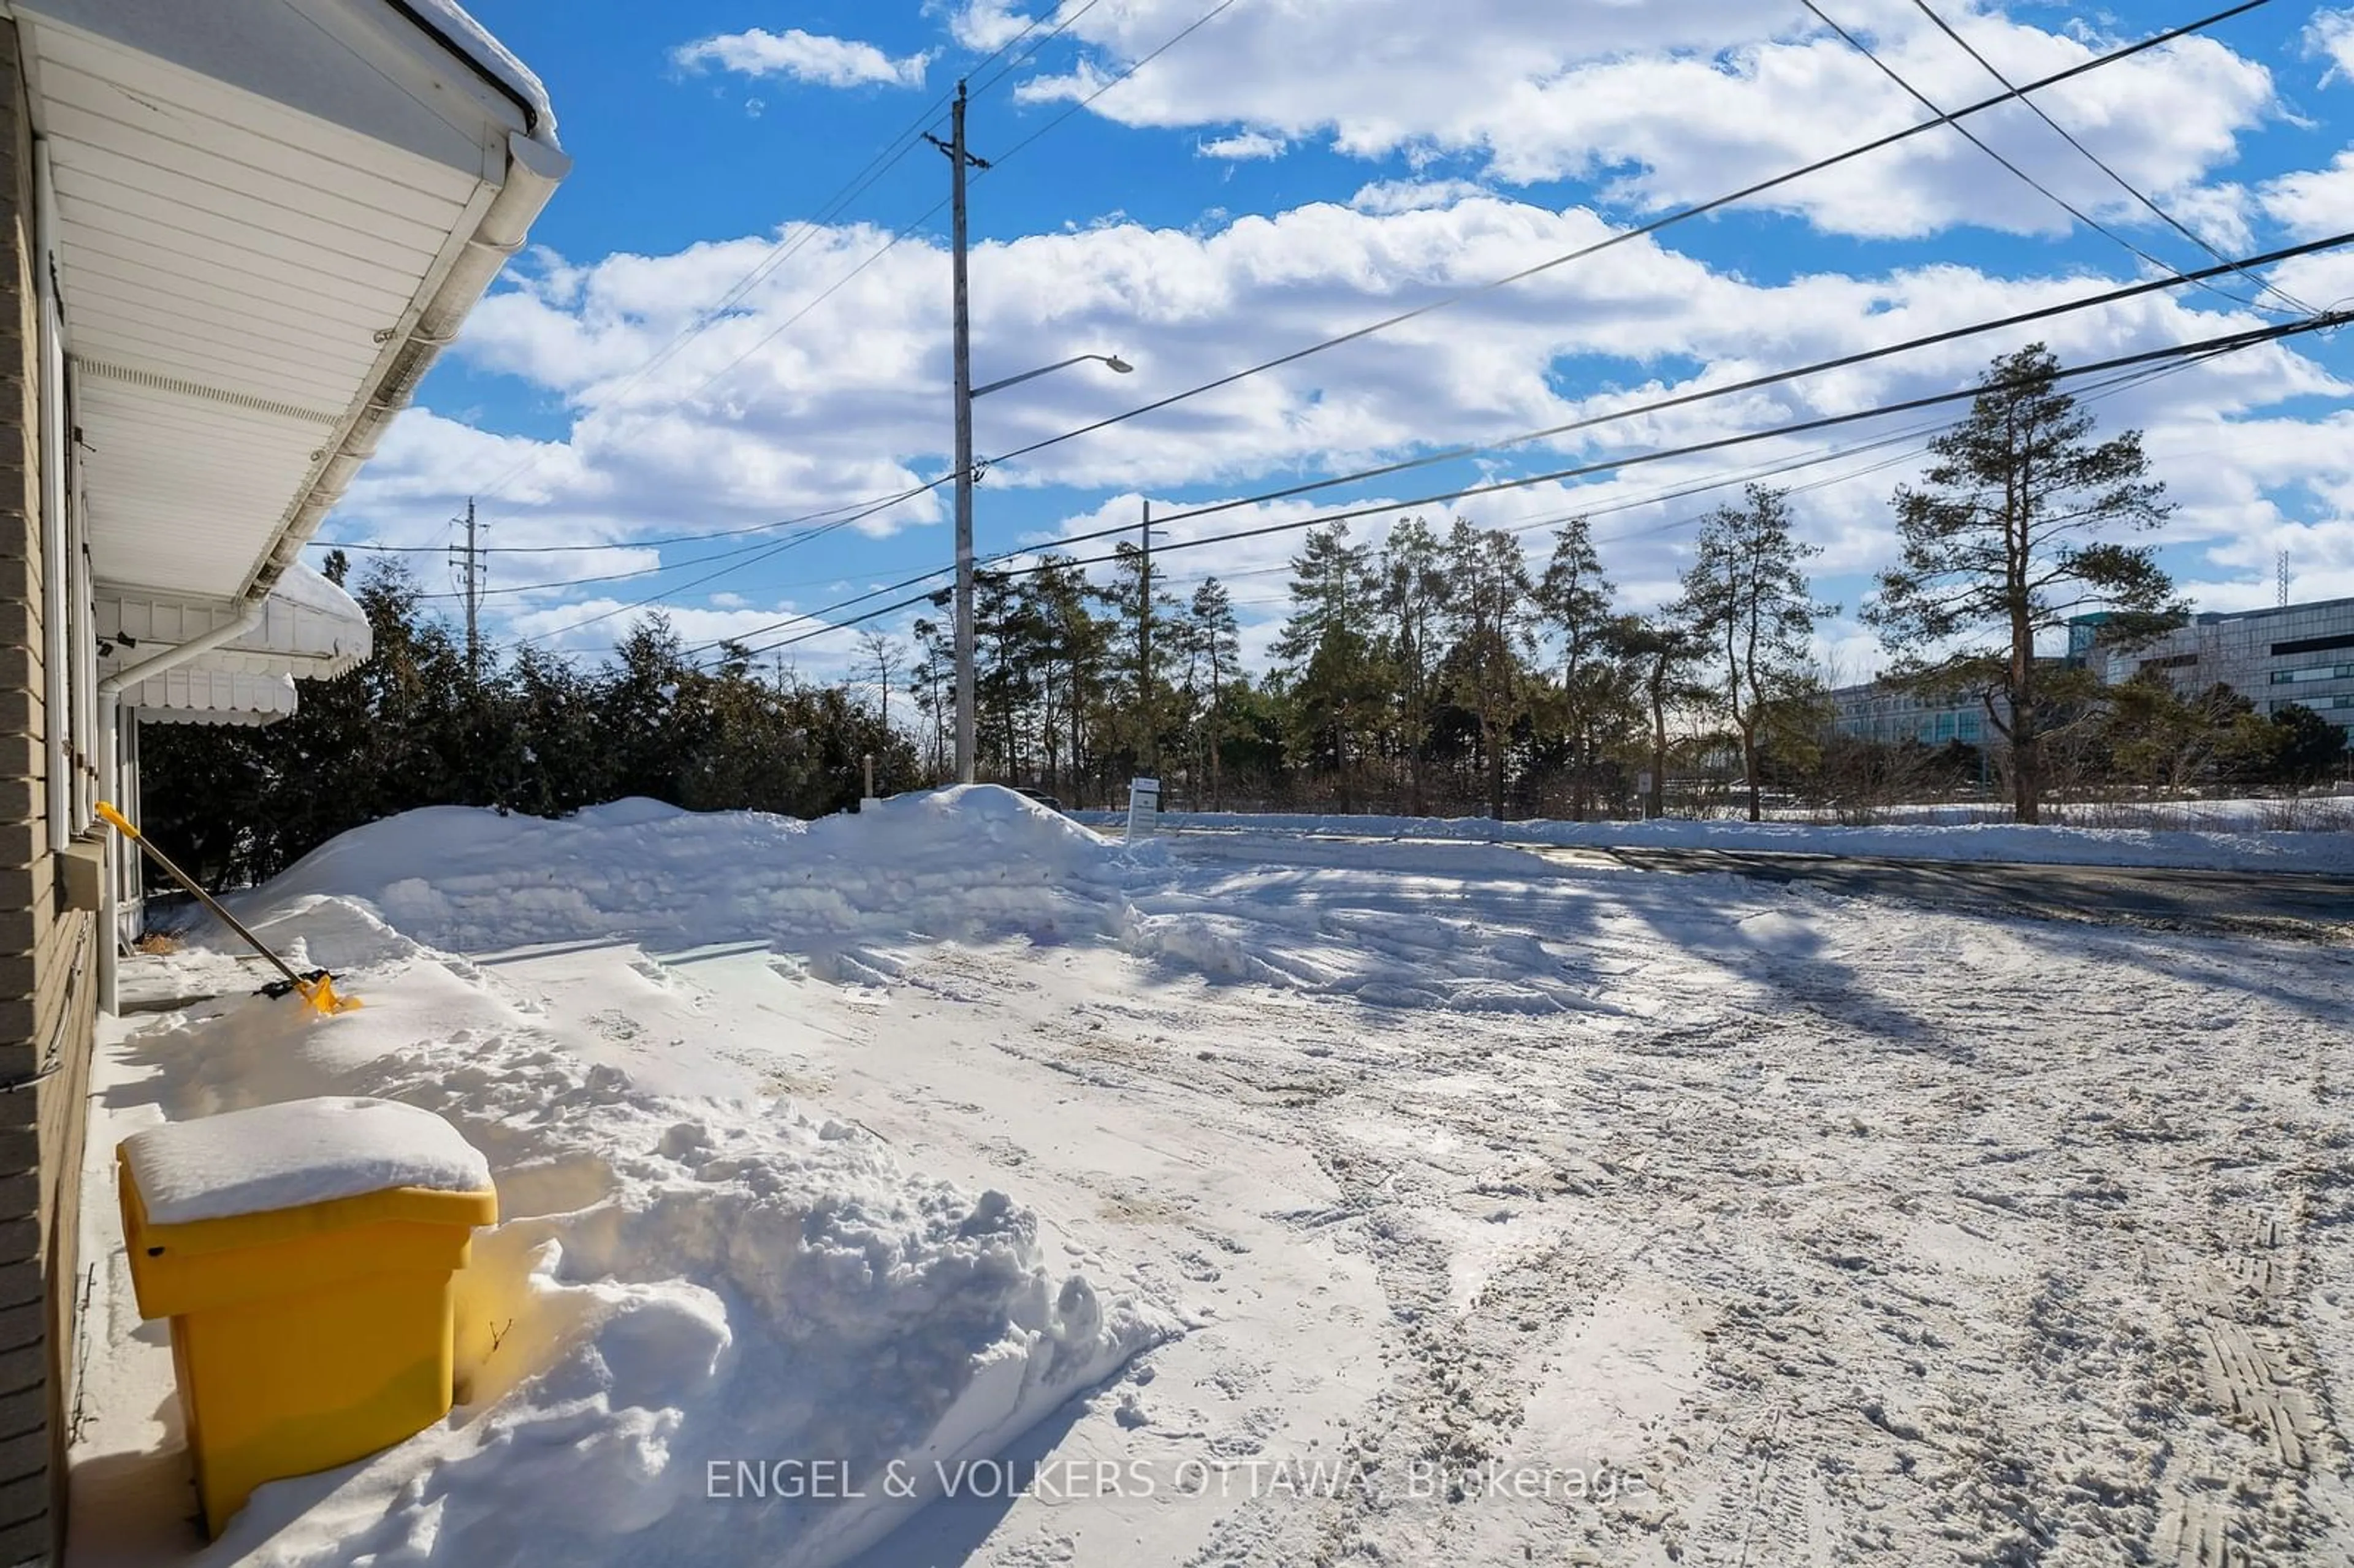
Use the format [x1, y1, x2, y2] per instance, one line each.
[297, 973, 363, 1016]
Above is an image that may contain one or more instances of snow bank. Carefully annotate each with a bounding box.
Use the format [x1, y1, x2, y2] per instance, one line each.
[1097, 808, 2354, 873]
[121, 1097, 489, 1225]
[253, 787, 1137, 956]
[112, 868, 1168, 1567]
[241, 791, 1627, 1014]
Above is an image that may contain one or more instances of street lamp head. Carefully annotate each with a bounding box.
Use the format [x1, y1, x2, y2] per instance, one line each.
[1103, 354, 1134, 374]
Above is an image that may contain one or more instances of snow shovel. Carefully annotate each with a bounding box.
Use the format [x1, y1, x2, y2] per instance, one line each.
[93, 802, 362, 1016]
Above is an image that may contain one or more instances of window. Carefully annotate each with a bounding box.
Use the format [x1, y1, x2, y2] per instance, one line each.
[2270, 631, 2354, 658]
[2269, 663, 2354, 685]
[2140, 652, 2200, 672]
[1959, 712, 1981, 741]
[2272, 694, 2354, 713]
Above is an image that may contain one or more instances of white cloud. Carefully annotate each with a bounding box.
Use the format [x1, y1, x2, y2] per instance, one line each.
[363, 189, 2352, 660]
[2157, 181, 2253, 256]
[2260, 153, 2354, 243]
[673, 28, 929, 89]
[1007, 0, 2274, 241]
[1198, 131, 1286, 161]
[2307, 9, 2354, 87]
[1349, 179, 1494, 215]
[940, 0, 1034, 51]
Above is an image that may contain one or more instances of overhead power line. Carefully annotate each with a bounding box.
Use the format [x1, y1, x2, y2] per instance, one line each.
[977, 0, 2279, 473]
[318, 481, 950, 557]
[1011, 228, 2354, 557]
[1902, 0, 2311, 316]
[1135, 349, 2211, 603]
[383, 218, 2354, 621]
[320, 0, 2260, 570]
[1797, 0, 2278, 314]
[967, 0, 1112, 100]
[717, 313, 2342, 663]
[679, 353, 2207, 668]
[983, 0, 1247, 169]
[650, 244, 2348, 661]
[680, 0, 1248, 410]
[1125, 314, 2342, 546]
[448, 0, 1126, 521]
[679, 351, 2211, 661]
[391, 475, 951, 605]
[387, 0, 2293, 663]
[322, 0, 1250, 582]
[673, 240, 2309, 661]
[511, 478, 958, 645]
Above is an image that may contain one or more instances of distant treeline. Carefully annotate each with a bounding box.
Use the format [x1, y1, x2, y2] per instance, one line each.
[140, 563, 915, 890]
[143, 344, 2348, 888]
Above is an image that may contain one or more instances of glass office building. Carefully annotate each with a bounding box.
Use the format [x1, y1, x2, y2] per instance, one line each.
[2084, 597, 2354, 727]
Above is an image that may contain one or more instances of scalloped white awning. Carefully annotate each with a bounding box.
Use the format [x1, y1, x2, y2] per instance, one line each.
[128, 670, 297, 726]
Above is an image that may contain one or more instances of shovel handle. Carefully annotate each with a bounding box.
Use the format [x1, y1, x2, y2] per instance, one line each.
[93, 800, 310, 992]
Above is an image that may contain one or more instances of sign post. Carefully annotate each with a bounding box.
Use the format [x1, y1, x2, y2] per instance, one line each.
[1125, 777, 1160, 842]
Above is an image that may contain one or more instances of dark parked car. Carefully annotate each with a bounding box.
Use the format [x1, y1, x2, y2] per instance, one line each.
[1013, 788, 1064, 813]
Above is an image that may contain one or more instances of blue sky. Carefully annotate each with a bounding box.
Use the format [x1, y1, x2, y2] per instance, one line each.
[329, 0, 2354, 683]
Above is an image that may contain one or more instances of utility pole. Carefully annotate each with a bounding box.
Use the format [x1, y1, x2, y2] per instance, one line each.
[1138, 498, 1154, 772]
[448, 496, 483, 681]
[928, 83, 988, 785]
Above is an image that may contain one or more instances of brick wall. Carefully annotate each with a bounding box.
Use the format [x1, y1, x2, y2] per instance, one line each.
[0, 18, 97, 1567]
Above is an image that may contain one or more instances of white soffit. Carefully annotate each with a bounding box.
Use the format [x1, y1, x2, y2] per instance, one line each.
[18, 0, 541, 600]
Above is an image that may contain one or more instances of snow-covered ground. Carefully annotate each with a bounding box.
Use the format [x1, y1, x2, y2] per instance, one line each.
[1083, 805, 2354, 872]
[69, 790, 2354, 1566]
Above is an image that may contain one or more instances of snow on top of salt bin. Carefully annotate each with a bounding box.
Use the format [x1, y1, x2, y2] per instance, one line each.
[123, 1097, 492, 1227]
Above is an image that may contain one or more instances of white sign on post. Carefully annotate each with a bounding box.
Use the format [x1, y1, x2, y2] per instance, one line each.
[1125, 777, 1161, 842]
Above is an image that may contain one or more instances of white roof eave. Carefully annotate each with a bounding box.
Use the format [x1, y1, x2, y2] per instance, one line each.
[21, 0, 567, 604]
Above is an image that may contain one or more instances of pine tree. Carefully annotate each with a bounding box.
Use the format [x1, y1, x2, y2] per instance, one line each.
[1378, 517, 1450, 815]
[973, 567, 1039, 782]
[1030, 557, 1108, 807]
[508, 644, 609, 816]
[1099, 541, 1179, 777]
[858, 631, 903, 733]
[1181, 579, 1241, 810]
[1866, 343, 2176, 823]
[1534, 516, 1617, 819]
[907, 616, 954, 780]
[1441, 519, 1534, 821]
[1274, 524, 1382, 805]
[1678, 485, 1833, 823]
[2267, 704, 2348, 791]
[1609, 614, 1709, 820]
[604, 614, 698, 801]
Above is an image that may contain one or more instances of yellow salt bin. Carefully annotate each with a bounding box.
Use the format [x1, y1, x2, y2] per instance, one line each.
[116, 1097, 497, 1537]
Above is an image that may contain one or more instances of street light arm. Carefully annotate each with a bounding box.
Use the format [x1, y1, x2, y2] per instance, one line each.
[970, 352, 1131, 400]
